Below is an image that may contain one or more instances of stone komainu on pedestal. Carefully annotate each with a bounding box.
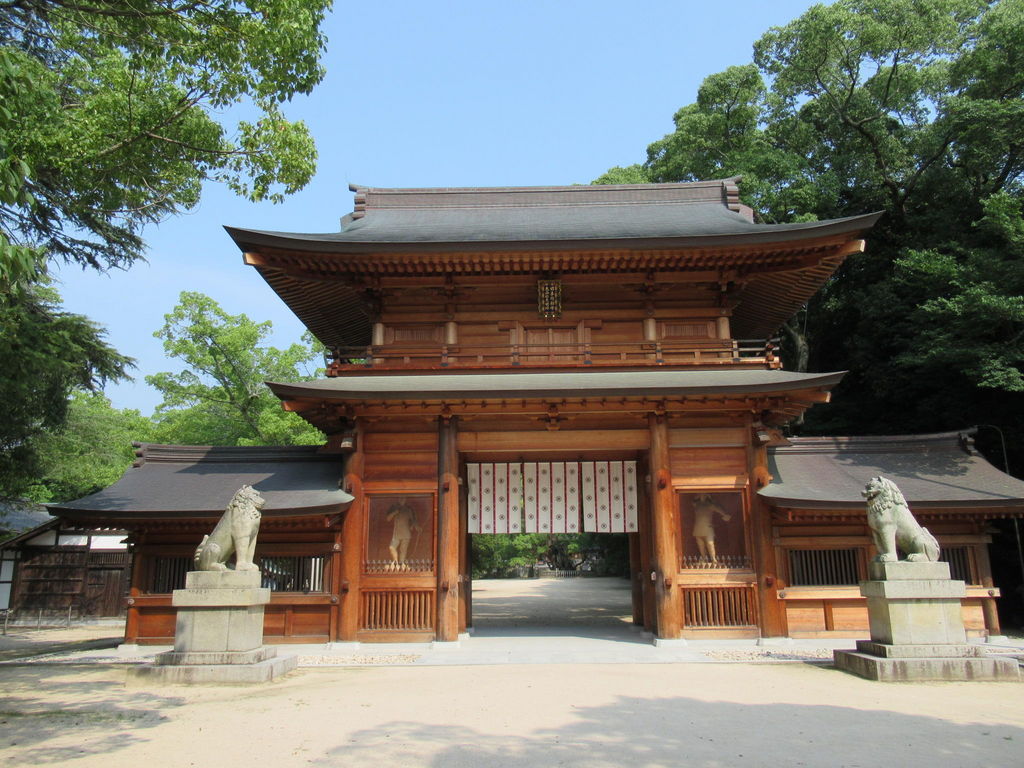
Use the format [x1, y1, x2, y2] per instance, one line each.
[833, 478, 1018, 682]
[194, 484, 265, 572]
[862, 476, 940, 563]
[129, 486, 296, 684]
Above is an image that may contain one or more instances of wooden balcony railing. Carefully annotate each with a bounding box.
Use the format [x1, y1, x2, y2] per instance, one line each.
[327, 338, 780, 374]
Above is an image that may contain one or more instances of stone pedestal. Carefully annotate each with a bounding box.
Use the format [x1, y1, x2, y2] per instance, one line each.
[834, 562, 1018, 682]
[128, 571, 296, 685]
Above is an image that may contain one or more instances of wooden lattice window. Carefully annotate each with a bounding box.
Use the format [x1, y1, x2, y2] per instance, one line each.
[148, 554, 328, 593]
[939, 546, 976, 584]
[260, 555, 326, 592]
[661, 321, 714, 338]
[149, 556, 191, 593]
[385, 325, 442, 345]
[682, 585, 758, 627]
[360, 590, 435, 631]
[787, 548, 862, 586]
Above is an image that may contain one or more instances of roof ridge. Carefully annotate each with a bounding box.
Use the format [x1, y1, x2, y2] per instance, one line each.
[774, 430, 975, 455]
[132, 443, 329, 466]
[347, 178, 740, 194]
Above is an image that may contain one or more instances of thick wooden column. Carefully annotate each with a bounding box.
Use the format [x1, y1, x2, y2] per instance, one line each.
[338, 421, 365, 641]
[124, 535, 146, 644]
[648, 412, 682, 639]
[750, 436, 786, 637]
[436, 415, 460, 641]
[638, 457, 655, 633]
[974, 542, 1002, 637]
[328, 529, 344, 641]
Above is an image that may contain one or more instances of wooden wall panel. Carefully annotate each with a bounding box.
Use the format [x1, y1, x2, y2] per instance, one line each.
[670, 446, 748, 487]
[363, 433, 438, 452]
[136, 608, 177, 642]
[829, 604, 869, 631]
[669, 427, 748, 447]
[290, 605, 331, 636]
[785, 602, 827, 632]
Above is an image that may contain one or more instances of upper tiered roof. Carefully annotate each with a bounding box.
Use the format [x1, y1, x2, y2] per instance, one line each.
[226, 180, 881, 348]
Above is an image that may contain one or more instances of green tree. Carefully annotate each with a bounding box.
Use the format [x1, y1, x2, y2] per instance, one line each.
[0, 0, 329, 286]
[599, 0, 1024, 456]
[0, 281, 131, 497]
[22, 391, 153, 503]
[147, 291, 324, 446]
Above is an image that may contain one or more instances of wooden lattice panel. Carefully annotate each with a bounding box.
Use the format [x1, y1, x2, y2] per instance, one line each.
[682, 585, 758, 628]
[360, 590, 435, 631]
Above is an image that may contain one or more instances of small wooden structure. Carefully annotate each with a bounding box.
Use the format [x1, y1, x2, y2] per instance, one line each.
[0, 518, 131, 618]
[50, 180, 1024, 643]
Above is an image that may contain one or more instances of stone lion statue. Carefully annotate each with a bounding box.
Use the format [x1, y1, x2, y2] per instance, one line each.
[862, 476, 940, 563]
[194, 485, 266, 572]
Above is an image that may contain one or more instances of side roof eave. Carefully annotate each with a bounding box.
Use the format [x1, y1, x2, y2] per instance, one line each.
[224, 212, 883, 256]
[46, 444, 355, 523]
[758, 431, 1024, 511]
[267, 369, 846, 402]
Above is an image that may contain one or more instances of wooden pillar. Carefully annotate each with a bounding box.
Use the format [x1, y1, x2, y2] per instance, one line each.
[638, 456, 655, 633]
[124, 537, 147, 644]
[628, 532, 643, 626]
[338, 421, 365, 641]
[749, 436, 786, 637]
[436, 415, 460, 641]
[648, 412, 682, 639]
[459, 462, 472, 632]
[328, 529, 344, 641]
[974, 542, 1003, 637]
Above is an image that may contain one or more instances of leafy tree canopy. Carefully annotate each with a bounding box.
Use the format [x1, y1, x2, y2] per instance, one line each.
[597, 0, 1024, 457]
[21, 391, 153, 503]
[0, 280, 130, 497]
[147, 291, 324, 446]
[0, 0, 330, 290]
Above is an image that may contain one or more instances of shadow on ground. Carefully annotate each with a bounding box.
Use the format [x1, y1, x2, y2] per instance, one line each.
[0, 667, 186, 765]
[309, 693, 1023, 767]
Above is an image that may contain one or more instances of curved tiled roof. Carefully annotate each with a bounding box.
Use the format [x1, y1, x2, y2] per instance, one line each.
[48, 444, 354, 521]
[226, 180, 881, 348]
[759, 431, 1024, 509]
[225, 184, 879, 253]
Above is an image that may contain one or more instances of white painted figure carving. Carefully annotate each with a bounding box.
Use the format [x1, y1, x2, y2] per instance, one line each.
[692, 494, 731, 564]
[386, 500, 421, 568]
[862, 476, 940, 563]
[194, 485, 266, 571]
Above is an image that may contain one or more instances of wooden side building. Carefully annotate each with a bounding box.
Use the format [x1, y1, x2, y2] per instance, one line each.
[50, 180, 1024, 643]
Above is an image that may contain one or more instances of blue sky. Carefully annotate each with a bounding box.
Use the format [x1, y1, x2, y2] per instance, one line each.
[55, 1, 823, 415]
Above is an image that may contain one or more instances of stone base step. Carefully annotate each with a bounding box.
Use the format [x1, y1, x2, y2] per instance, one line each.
[127, 652, 297, 685]
[154, 646, 278, 666]
[834, 650, 1019, 682]
[855, 641, 985, 659]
